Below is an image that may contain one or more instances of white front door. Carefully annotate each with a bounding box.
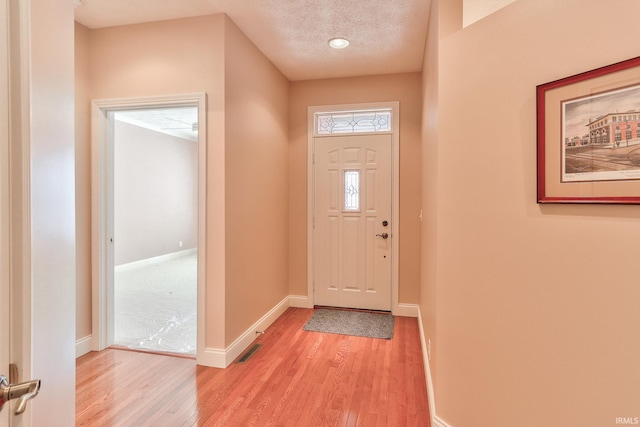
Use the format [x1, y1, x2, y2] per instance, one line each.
[313, 134, 393, 311]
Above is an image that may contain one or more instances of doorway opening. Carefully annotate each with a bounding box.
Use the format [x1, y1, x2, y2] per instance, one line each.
[91, 94, 207, 359]
[112, 107, 198, 355]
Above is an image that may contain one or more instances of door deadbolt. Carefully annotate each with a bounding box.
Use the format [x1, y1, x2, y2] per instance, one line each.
[382, 220, 388, 227]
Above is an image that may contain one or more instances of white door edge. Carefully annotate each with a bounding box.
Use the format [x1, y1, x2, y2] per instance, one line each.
[91, 94, 208, 360]
[307, 102, 400, 314]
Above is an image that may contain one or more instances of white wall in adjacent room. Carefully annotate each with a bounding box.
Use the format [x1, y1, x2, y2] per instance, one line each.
[114, 120, 197, 265]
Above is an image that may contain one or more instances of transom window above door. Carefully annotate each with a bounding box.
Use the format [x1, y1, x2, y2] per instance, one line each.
[315, 108, 393, 135]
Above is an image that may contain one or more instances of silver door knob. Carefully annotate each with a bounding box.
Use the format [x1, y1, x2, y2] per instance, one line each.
[0, 375, 41, 415]
[376, 232, 389, 239]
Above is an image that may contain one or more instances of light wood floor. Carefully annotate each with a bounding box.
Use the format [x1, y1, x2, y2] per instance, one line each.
[76, 307, 430, 426]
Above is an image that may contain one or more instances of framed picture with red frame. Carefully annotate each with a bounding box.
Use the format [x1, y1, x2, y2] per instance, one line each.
[537, 56, 640, 204]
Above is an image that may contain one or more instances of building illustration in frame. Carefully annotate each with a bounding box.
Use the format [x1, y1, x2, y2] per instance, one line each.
[562, 84, 640, 182]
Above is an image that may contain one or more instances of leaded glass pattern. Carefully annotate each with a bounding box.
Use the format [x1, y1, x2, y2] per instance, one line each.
[344, 170, 360, 211]
[316, 109, 392, 135]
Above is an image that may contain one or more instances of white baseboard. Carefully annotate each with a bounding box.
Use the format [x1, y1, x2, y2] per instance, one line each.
[76, 335, 93, 358]
[288, 294, 310, 308]
[197, 347, 226, 368]
[395, 303, 419, 317]
[416, 308, 451, 427]
[115, 248, 197, 273]
[198, 295, 291, 368]
[433, 416, 451, 427]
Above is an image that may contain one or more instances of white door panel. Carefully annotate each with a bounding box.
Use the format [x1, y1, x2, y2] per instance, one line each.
[313, 134, 392, 311]
[0, 0, 74, 424]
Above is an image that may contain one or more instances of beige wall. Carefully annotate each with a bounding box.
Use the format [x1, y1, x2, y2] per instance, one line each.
[85, 15, 228, 300]
[223, 18, 290, 345]
[289, 73, 423, 304]
[420, 0, 440, 388]
[77, 14, 290, 351]
[81, 14, 227, 349]
[425, 0, 640, 425]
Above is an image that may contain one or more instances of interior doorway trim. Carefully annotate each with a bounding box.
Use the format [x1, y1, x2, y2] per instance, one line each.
[91, 93, 207, 359]
[307, 102, 400, 314]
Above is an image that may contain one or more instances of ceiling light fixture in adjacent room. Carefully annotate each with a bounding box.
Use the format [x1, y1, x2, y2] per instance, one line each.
[328, 37, 350, 49]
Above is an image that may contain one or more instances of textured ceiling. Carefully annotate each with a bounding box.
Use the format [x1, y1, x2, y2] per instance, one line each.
[74, 0, 431, 81]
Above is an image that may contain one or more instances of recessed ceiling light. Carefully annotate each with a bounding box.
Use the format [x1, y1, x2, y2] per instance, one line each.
[328, 37, 350, 49]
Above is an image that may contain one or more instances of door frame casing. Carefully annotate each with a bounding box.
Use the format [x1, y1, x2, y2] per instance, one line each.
[0, 0, 10, 422]
[307, 102, 400, 314]
[91, 93, 207, 359]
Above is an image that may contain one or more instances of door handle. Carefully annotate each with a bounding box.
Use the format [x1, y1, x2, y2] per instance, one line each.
[0, 375, 41, 415]
[375, 232, 389, 239]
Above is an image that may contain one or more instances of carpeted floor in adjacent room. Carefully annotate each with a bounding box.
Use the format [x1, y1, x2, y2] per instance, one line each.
[114, 250, 197, 355]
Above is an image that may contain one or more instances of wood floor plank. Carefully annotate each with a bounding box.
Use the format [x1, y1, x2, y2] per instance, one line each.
[76, 307, 430, 426]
